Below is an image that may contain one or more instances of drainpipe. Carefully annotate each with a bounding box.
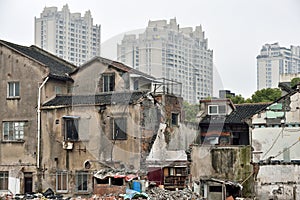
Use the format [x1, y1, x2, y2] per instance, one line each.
[37, 77, 49, 169]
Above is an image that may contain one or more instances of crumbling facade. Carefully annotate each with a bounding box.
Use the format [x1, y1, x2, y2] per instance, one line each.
[191, 99, 267, 199]
[250, 89, 300, 199]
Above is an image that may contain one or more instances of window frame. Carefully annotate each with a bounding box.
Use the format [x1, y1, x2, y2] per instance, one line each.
[112, 117, 127, 140]
[75, 171, 88, 193]
[7, 81, 20, 98]
[0, 171, 8, 190]
[63, 116, 79, 141]
[208, 105, 218, 115]
[2, 121, 25, 141]
[103, 73, 115, 92]
[56, 171, 68, 193]
[171, 113, 179, 126]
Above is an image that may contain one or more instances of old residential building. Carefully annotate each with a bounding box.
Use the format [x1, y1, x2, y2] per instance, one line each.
[35, 4, 101, 66]
[0, 40, 76, 194]
[40, 56, 188, 195]
[191, 99, 268, 199]
[250, 87, 300, 199]
[117, 18, 213, 104]
[257, 43, 300, 90]
[0, 39, 193, 197]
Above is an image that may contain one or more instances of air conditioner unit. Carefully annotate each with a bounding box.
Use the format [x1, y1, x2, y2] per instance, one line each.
[62, 141, 73, 150]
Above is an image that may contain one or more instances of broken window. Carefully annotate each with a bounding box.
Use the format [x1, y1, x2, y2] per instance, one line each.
[75, 171, 88, 192]
[7, 81, 20, 98]
[63, 116, 79, 141]
[112, 118, 127, 140]
[2, 121, 25, 141]
[0, 172, 8, 190]
[56, 171, 68, 192]
[103, 73, 115, 92]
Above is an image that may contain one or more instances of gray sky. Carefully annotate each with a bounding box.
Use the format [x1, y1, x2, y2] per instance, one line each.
[1, 0, 300, 98]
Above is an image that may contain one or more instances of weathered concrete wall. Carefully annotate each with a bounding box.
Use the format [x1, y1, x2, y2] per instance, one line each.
[252, 93, 300, 162]
[255, 165, 300, 199]
[0, 43, 53, 193]
[191, 146, 253, 196]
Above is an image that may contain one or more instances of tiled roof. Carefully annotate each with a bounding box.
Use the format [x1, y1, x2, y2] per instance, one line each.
[43, 91, 147, 107]
[200, 103, 270, 124]
[0, 40, 77, 81]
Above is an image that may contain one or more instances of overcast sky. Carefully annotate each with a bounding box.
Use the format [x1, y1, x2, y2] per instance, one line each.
[1, 0, 300, 98]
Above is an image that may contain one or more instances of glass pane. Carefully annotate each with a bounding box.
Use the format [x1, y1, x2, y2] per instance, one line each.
[15, 82, 20, 96]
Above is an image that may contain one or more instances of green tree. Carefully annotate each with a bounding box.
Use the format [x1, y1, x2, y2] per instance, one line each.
[251, 88, 281, 103]
[291, 77, 300, 88]
[227, 94, 246, 104]
[183, 101, 199, 122]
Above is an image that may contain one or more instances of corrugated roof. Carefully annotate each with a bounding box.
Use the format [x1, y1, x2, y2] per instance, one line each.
[42, 91, 147, 107]
[0, 40, 77, 81]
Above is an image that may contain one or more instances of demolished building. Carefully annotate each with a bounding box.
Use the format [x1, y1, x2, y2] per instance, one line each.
[250, 86, 300, 199]
[190, 98, 268, 199]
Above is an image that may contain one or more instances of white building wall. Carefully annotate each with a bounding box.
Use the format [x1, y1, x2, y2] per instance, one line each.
[257, 43, 300, 90]
[117, 18, 213, 104]
[34, 4, 101, 66]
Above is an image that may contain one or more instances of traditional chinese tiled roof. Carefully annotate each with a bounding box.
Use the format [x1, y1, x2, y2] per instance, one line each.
[200, 103, 270, 125]
[42, 91, 148, 107]
[0, 40, 77, 81]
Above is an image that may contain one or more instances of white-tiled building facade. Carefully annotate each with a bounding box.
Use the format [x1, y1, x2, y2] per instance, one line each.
[35, 4, 101, 66]
[117, 18, 213, 104]
[257, 43, 300, 90]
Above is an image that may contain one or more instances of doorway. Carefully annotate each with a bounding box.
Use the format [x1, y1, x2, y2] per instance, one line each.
[24, 172, 33, 193]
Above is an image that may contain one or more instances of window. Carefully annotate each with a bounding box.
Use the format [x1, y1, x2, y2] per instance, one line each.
[171, 113, 179, 126]
[112, 118, 127, 140]
[56, 171, 68, 192]
[76, 171, 88, 192]
[103, 74, 115, 92]
[54, 86, 62, 94]
[218, 105, 226, 114]
[0, 172, 8, 190]
[208, 105, 226, 115]
[3, 121, 25, 141]
[208, 105, 218, 115]
[63, 116, 79, 141]
[7, 82, 20, 98]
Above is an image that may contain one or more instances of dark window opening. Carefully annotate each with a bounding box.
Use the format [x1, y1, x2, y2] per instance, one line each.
[112, 118, 127, 140]
[64, 117, 79, 141]
[171, 113, 179, 126]
[111, 178, 124, 186]
[96, 178, 109, 184]
[0, 171, 8, 190]
[103, 74, 115, 92]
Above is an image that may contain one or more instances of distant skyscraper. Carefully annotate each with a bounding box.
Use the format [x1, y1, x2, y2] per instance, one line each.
[257, 43, 300, 90]
[35, 4, 101, 66]
[117, 18, 213, 104]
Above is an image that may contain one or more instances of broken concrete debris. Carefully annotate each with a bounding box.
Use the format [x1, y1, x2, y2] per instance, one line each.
[146, 187, 202, 200]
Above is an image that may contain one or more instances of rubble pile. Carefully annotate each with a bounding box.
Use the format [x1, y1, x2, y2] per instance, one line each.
[146, 187, 202, 200]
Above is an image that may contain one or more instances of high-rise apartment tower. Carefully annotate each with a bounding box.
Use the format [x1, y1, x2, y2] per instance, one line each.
[117, 18, 213, 104]
[35, 4, 101, 66]
[257, 43, 300, 90]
